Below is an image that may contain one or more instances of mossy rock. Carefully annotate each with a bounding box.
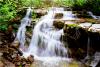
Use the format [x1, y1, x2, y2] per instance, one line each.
[53, 20, 64, 29]
[64, 24, 80, 33]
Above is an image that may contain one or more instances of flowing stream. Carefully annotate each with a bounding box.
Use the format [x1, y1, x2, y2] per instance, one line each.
[16, 7, 97, 67]
[22, 8, 66, 59]
[15, 7, 32, 49]
[19, 7, 79, 67]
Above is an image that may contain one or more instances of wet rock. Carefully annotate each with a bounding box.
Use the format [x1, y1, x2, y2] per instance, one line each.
[74, 11, 92, 18]
[79, 22, 92, 30]
[34, 9, 47, 18]
[89, 24, 100, 33]
[17, 8, 26, 17]
[27, 55, 34, 64]
[12, 54, 22, 63]
[88, 24, 100, 51]
[65, 21, 76, 24]
[89, 32, 100, 51]
[63, 24, 88, 59]
[26, 32, 32, 39]
[77, 14, 92, 18]
[0, 30, 33, 67]
[64, 7, 72, 11]
[54, 13, 63, 19]
[14, 55, 34, 67]
[63, 24, 81, 39]
[11, 40, 20, 48]
[0, 32, 14, 44]
[53, 20, 64, 29]
[77, 18, 86, 23]
[63, 23, 100, 60]
[2, 44, 34, 67]
[76, 18, 98, 23]
[2, 45, 23, 61]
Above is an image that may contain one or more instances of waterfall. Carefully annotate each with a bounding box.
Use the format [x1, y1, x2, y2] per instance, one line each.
[12, 7, 83, 67]
[23, 7, 67, 58]
[19, 7, 77, 64]
[15, 7, 32, 50]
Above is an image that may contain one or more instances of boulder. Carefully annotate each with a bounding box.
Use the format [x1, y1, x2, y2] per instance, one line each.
[27, 55, 34, 64]
[63, 22, 100, 60]
[54, 13, 63, 19]
[88, 24, 100, 51]
[11, 40, 20, 48]
[34, 9, 47, 18]
[89, 24, 100, 33]
[63, 24, 88, 59]
[53, 20, 64, 29]
[79, 22, 92, 30]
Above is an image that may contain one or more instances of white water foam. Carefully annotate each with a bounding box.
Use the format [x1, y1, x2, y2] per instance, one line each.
[15, 7, 32, 49]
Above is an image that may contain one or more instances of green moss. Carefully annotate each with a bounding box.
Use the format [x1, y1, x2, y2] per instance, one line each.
[66, 24, 80, 29]
[32, 11, 37, 19]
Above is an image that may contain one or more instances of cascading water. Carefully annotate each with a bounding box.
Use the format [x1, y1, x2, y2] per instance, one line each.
[88, 11, 98, 19]
[19, 7, 77, 66]
[23, 7, 68, 57]
[15, 7, 32, 50]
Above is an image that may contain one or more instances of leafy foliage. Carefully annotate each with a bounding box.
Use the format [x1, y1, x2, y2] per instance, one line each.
[18, 0, 43, 8]
[0, 0, 17, 22]
[75, 0, 87, 6]
[0, 24, 8, 31]
[0, 4, 16, 22]
[85, 0, 100, 15]
[32, 11, 37, 19]
[0, 0, 17, 31]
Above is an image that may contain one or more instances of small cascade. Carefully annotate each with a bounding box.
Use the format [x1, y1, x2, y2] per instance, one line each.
[87, 36, 90, 58]
[63, 11, 76, 20]
[13, 7, 79, 67]
[24, 8, 67, 58]
[15, 7, 32, 49]
[88, 11, 97, 19]
[83, 36, 100, 67]
[82, 36, 91, 65]
[22, 7, 77, 60]
[90, 52, 100, 67]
